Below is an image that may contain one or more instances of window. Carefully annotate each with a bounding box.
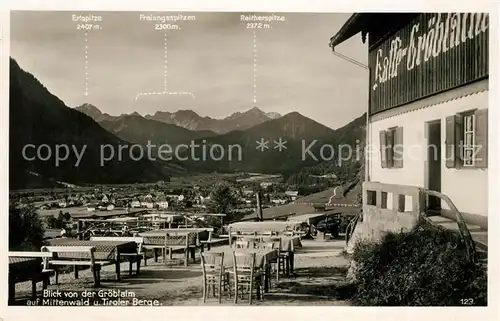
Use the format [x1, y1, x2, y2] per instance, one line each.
[445, 109, 488, 169]
[462, 113, 475, 167]
[379, 126, 403, 169]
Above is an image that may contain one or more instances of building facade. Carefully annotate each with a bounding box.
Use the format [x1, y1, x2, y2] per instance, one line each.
[330, 13, 489, 228]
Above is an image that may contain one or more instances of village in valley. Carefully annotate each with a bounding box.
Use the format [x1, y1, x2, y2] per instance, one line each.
[14, 173, 311, 214]
[11, 167, 358, 239]
[11, 173, 313, 236]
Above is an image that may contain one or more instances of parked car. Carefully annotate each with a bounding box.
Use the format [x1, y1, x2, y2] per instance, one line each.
[314, 211, 362, 239]
[315, 214, 341, 238]
[295, 222, 313, 238]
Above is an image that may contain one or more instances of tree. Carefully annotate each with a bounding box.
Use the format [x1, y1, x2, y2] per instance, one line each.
[181, 188, 195, 201]
[54, 210, 65, 229]
[45, 214, 57, 229]
[63, 212, 72, 221]
[354, 190, 363, 207]
[9, 203, 45, 251]
[208, 181, 239, 218]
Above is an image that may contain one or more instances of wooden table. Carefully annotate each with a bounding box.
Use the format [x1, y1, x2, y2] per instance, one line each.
[207, 247, 278, 293]
[8, 257, 44, 305]
[48, 239, 137, 281]
[139, 231, 199, 266]
[275, 236, 301, 275]
[232, 235, 301, 275]
[274, 236, 302, 252]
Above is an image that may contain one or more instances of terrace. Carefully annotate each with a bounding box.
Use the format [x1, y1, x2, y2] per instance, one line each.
[9, 239, 352, 306]
[9, 219, 353, 306]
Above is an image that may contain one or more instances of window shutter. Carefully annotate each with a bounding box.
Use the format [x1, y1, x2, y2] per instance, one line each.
[455, 114, 464, 166]
[393, 127, 404, 168]
[445, 115, 457, 168]
[474, 109, 488, 168]
[386, 129, 394, 168]
[379, 130, 388, 168]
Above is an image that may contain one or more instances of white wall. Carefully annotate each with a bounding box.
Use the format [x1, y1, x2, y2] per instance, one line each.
[368, 90, 488, 217]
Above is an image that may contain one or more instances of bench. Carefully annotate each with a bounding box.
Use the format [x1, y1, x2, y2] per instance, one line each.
[90, 236, 144, 272]
[41, 246, 112, 286]
[8, 251, 55, 304]
[166, 228, 225, 251]
[197, 228, 218, 251]
[141, 231, 199, 267]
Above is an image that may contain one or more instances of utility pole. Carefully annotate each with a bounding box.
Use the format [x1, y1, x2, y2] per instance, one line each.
[255, 191, 263, 221]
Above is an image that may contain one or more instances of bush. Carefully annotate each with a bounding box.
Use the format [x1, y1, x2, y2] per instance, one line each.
[9, 203, 45, 251]
[63, 212, 72, 221]
[351, 224, 487, 306]
[45, 214, 58, 229]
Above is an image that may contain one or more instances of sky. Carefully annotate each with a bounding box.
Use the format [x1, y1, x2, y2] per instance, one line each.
[10, 11, 368, 129]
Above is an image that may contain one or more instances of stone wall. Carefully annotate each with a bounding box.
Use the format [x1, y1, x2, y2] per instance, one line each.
[346, 181, 424, 253]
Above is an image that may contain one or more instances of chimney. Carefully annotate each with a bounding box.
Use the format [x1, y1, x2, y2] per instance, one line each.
[256, 191, 263, 221]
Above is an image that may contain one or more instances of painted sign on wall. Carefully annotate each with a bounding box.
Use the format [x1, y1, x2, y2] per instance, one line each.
[369, 13, 489, 114]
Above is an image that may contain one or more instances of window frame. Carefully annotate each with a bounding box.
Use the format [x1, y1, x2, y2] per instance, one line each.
[461, 111, 476, 168]
[445, 108, 488, 170]
[380, 126, 403, 169]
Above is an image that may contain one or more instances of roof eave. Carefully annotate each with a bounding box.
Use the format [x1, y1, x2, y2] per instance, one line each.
[329, 13, 368, 51]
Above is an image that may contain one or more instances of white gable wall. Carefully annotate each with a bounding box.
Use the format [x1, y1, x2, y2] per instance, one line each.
[368, 87, 488, 217]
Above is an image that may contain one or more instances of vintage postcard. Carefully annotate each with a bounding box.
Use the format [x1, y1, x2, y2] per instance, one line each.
[1, 0, 498, 320]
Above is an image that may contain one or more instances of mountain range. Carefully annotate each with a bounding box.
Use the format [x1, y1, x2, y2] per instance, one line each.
[76, 104, 282, 134]
[179, 112, 366, 174]
[77, 104, 364, 175]
[99, 115, 217, 148]
[9, 58, 171, 189]
[9, 57, 365, 189]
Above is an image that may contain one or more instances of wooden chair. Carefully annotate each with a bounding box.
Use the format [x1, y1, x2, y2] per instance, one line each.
[200, 252, 231, 303]
[262, 237, 283, 282]
[240, 236, 262, 249]
[258, 242, 275, 250]
[273, 231, 294, 274]
[234, 241, 250, 249]
[277, 245, 292, 277]
[230, 251, 263, 305]
[199, 228, 215, 251]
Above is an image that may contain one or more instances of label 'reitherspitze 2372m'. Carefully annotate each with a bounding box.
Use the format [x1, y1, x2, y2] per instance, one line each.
[240, 14, 286, 22]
